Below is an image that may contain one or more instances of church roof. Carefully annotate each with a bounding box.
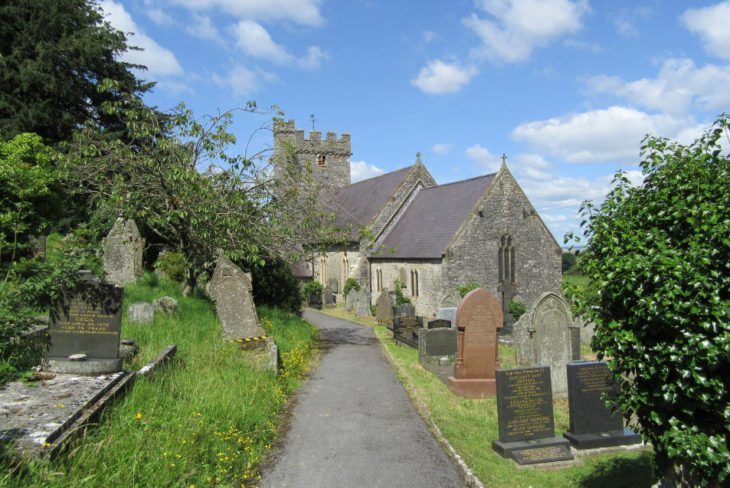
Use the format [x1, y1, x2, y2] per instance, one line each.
[322, 165, 414, 238]
[371, 174, 496, 259]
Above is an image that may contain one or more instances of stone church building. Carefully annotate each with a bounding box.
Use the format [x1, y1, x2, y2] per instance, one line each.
[274, 120, 562, 320]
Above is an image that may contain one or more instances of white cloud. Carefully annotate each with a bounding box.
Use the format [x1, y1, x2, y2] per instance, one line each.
[188, 13, 225, 44]
[563, 38, 602, 53]
[146, 7, 175, 26]
[351, 161, 385, 182]
[464, 0, 589, 62]
[100, 1, 183, 77]
[211, 65, 277, 97]
[412, 60, 478, 94]
[682, 1, 730, 60]
[466, 144, 501, 172]
[512, 153, 552, 180]
[298, 46, 328, 70]
[232, 20, 294, 64]
[170, 0, 324, 26]
[432, 143, 453, 155]
[585, 58, 730, 115]
[512, 106, 703, 163]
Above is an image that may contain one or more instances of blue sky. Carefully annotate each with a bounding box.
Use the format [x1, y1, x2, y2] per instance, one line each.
[99, 0, 730, 242]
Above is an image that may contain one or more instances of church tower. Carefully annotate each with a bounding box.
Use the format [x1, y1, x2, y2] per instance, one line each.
[273, 119, 352, 192]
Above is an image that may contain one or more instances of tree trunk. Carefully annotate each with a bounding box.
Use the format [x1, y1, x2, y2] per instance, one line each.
[183, 268, 197, 297]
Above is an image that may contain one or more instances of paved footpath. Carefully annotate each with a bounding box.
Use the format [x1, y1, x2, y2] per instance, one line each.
[261, 310, 465, 488]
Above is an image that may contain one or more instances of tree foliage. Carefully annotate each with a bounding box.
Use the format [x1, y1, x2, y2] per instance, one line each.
[561, 251, 577, 272]
[0, 0, 150, 144]
[573, 115, 730, 485]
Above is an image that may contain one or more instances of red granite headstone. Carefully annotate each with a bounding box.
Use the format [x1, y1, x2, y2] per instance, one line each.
[448, 288, 503, 398]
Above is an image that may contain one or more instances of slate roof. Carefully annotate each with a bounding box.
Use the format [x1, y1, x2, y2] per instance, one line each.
[322, 165, 413, 238]
[371, 174, 496, 259]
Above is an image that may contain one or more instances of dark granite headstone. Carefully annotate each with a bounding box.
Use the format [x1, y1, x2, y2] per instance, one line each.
[564, 361, 642, 449]
[427, 319, 451, 329]
[323, 286, 335, 307]
[492, 366, 573, 464]
[47, 271, 123, 374]
[308, 293, 323, 310]
[419, 328, 457, 383]
[393, 315, 422, 348]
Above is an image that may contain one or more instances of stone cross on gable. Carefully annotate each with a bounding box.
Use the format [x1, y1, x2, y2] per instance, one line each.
[500, 153, 508, 166]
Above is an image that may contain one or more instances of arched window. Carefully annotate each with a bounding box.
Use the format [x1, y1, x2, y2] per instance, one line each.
[319, 257, 327, 283]
[498, 235, 515, 285]
[342, 256, 349, 286]
[317, 154, 326, 166]
[375, 268, 383, 292]
[410, 269, 419, 298]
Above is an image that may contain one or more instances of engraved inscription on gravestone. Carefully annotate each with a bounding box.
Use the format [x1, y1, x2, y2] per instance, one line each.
[393, 315, 422, 348]
[427, 319, 451, 329]
[419, 328, 457, 384]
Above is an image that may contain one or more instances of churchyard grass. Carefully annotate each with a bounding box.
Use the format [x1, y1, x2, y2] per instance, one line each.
[1, 274, 318, 487]
[320, 306, 654, 487]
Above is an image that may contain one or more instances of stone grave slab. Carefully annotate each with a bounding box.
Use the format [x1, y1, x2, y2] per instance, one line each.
[375, 291, 394, 324]
[47, 271, 123, 375]
[419, 328, 457, 383]
[570, 326, 581, 360]
[355, 289, 372, 317]
[564, 361, 641, 449]
[393, 315, 422, 348]
[323, 286, 335, 308]
[102, 218, 144, 286]
[209, 255, 266, 340]
[127, 302, 154, 325]
[492, 366, 573, 464]
[448, 288, 502, 398]
[345, 290, 356, 312]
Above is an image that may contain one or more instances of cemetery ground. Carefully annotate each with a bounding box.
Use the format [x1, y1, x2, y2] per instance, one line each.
[0, 274, 318, 487]
[321, 305, 655, 488]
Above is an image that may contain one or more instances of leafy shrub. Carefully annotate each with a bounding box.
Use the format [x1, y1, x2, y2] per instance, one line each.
[458, 282, 481, 298]
[561, 252, 577, 272]
[508, 300, 527, 321]
[153, 250, 187, 282]
[301, 280, 323, 299]
[573, 115, 730, 486]
[343, 278, 360, 297]
[251, 259, 301, 314]
[393, 279, 411, 306]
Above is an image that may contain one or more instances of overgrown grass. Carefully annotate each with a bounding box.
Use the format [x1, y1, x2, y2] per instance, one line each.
[1, 275, 318, 487]
[320, 306, 655, 488]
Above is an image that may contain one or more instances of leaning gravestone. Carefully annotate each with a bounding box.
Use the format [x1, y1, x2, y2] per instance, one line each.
[395, 303, 415, 318]
[102, 218, 145, 286]
[514, 292, 575, 396]
[47, 270, 123, 374]
[323, 286, 335, 308]
[209, 255, 266, 340]
[492, 366, 573, 464]
[375, 290, 394, 324]
[355, 289, 372, 317]
[345, 289, 357, 312]
[448, 288, 502, 398]
[437, 307, 457, 328]
[564, 361, 642, 449]
[419, 328, 457, 383]
[127, 302, 155, 325]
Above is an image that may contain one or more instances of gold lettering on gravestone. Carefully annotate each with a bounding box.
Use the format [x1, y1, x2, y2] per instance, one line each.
[576, 364, 610, 393]
[55, 300, 118, 336]
[519, 446, 564, 463]
[503, 368, 552, 438]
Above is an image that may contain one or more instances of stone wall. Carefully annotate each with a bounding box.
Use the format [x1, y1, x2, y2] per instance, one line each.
[441, 167, 562, 313]
[273, 119, 351, 192]
[312, 244, 361, 296]
[369, 259, 442, 317]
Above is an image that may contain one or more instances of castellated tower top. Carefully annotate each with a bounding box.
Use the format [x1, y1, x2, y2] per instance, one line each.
[273, 119, 352, 192]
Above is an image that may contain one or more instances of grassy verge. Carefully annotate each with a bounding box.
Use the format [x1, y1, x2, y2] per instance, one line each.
[320, 306, 655, 488]
[2, 274, 318, 487]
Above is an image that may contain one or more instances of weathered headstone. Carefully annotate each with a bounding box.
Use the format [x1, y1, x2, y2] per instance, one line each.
[102, 218, 144, 286]
[308, 293, 323, 309]
[437, 307, 457, 328]
[345, 289, 357, 312]
[393, 315, 422, 348]
[127, 302, 155, 324]
[209, 255, 266, 340]
[355, 289, 372, 317]
[564, 361, 642, 449]
[570, 326, 581, 360]
[419, 328, 457, 383]
[448, 288, 502, 398]
[427, 319, 451, 329]
[375, 290, 394, 324]
[327, 278, 339, 294]
[514, 292, 575, 396]
[395, 303, 415, 318]
[323, 286, 335, 308]
[47, 270, 123, 374]
[154, 296, 178, 315]
[492, 366, 573, 464]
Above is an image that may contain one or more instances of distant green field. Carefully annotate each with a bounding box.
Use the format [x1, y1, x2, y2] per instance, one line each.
[563, 273, 589, 287]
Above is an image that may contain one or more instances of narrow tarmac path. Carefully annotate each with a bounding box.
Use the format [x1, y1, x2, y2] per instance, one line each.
[261, 310, 465, 488]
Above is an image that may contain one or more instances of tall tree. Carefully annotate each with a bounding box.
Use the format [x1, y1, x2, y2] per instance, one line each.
[0, 0, 151, 144]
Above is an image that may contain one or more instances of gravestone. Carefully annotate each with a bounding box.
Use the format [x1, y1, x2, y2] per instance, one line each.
[323, 286, 335, 308]
[102, 218, 144, 286]
[127, 302, 155, 325]
[419, 328, 457, 383]
[492, 366, 573, 464]
[327, 278, 339, 294]
[47, 270, 123, 374]
[427, 319, 451, 329]
[448, 288, 502, 398]
[395, 303, 415, 318]
[570, 326, 581, 360]
[153, 296, 178, 315]
[375, 290, 394, 324]
[437, 307, 457, 328]
[564, 361, 642, 449]
[393, 315, 422, 348]
[345, 289, 357, 312]
[355, 289, 372, 317]
[514, 292, 575, 396]
[209, 255, 266, 340]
